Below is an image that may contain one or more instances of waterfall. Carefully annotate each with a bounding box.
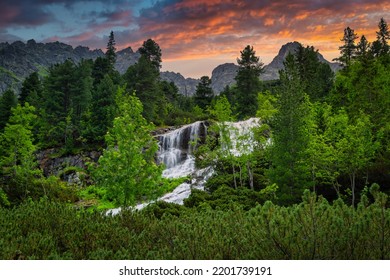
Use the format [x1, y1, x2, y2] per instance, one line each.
[224, 117, 260, 156]
[157, 121, 206, 179]
[107, 118, 260, 215]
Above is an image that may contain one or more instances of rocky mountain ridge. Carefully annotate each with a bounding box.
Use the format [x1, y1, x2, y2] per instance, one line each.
[0, 40, 340, 96]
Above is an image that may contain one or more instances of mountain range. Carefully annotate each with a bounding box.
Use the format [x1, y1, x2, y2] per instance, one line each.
[0, 40, 340, 95]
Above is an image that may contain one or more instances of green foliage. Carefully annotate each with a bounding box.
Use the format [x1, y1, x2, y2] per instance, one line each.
[373, 18, 390, 56]
[83, 74, 117, 142]
[0, 188, 10, 207]
[139, 38, 162, 70]
[256, 90, 277, 123]
[106, 31, 117, 67]
[267, 54, 313, 202]
[91, 87, 163, 206]
[0, 89, 17, 131]
[1, 187, 390, 260]
[0, 103, 41, 200]
[336, 26, 359, 66]
[235, 45, 264, 119]
[40, 59, 93, 149]
[19, 72, 43, 106]
[194, 76, 214, 110]
[295, 44, 334, 101]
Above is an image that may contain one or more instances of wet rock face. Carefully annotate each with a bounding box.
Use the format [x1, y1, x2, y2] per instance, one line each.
[36, 149, 101, 185]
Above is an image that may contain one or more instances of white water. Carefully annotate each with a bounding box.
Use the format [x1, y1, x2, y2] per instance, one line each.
[222, 117, 261, 156]
[107, 118, 259, 215]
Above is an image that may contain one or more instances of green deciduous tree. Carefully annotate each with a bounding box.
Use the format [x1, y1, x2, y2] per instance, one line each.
[0, 103, 42, 200]
[336, 114, 379, 206]
[91, 87, 163, 206]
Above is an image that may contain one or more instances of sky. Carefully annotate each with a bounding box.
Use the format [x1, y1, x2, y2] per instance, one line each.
[1, 0, 390, 78]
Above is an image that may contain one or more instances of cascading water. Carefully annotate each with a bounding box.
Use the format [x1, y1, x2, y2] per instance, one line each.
[108, 118, 260, 215]
[224, 117, 261, 156]
[156, 121, 205, 178]
[153, 121, 210, 205]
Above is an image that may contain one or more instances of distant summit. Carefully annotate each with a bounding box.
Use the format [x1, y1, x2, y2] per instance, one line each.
[0, 40, 104, 93]
[262, 41, 341, 80]
[0, 40, 143, 93]
[0, 40, 341, 95]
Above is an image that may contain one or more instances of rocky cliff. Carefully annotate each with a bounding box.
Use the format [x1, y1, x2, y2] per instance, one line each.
[0, 40, 341, 96]
[0, 40, 142, 93]
[0, 40, 104, 93]
[160, 71, 199, 96]
[262, 41, 341, 80]
[211, 63, 239, 94]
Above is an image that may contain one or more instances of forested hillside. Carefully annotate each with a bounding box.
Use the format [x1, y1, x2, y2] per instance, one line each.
[0, 18, 389, 260]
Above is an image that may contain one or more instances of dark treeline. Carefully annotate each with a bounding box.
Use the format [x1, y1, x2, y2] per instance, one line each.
[0, 18, 390, 260]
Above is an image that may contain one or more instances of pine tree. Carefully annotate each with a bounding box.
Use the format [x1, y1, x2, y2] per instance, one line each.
[267, 54, 312, 203]
[41, 59, 92, 148]
[194, 76, 214, 110]
[19, 72, 43, 106]
[86, 74, 117, 142]
[0, 89, 17, 131]
[295, 44, 334, 101]
[356, 35, 371, 61]
[139, 38, 162, 70]
[375, 18, 390, 56]
[336, 27, 358, 66]
[106, 31, 117, 66]
[125, 40, 164, 123]
[235, 45, 264, 119]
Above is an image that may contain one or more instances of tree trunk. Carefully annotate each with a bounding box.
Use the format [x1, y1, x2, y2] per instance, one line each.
[247, 161, 254, 190]
[350, 171, 356, 207]
[232, 164, 237, 189]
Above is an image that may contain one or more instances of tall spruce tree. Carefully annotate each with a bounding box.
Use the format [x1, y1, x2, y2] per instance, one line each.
[41, 59, 92, 148]
[267, 54, 312, 203]
[106, 31, 117, 66]
[125, 39, 163, 123]
[374, 18, 390, 56]
[356, 35, 371, 61]
[19, 72, 43, 106]
[336, 27, 358, 66]
[194, 76, 214, 110]
[295, 44, 334, 101]
[139, 38, 162, 70]
[0, 89, 17, 131]
[235, 45, 264, 119]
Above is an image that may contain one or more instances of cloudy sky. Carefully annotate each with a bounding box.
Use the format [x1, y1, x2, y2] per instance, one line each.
[1, 0, 389, 78]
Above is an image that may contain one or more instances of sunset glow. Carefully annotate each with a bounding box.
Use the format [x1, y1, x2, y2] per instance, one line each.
[1, 0, 389, 78]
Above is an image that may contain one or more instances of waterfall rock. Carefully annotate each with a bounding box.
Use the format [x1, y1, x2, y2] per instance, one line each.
[36, 149, 101, 185]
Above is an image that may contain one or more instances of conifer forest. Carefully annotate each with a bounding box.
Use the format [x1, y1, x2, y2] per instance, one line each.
[1, 19, 390, 260]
